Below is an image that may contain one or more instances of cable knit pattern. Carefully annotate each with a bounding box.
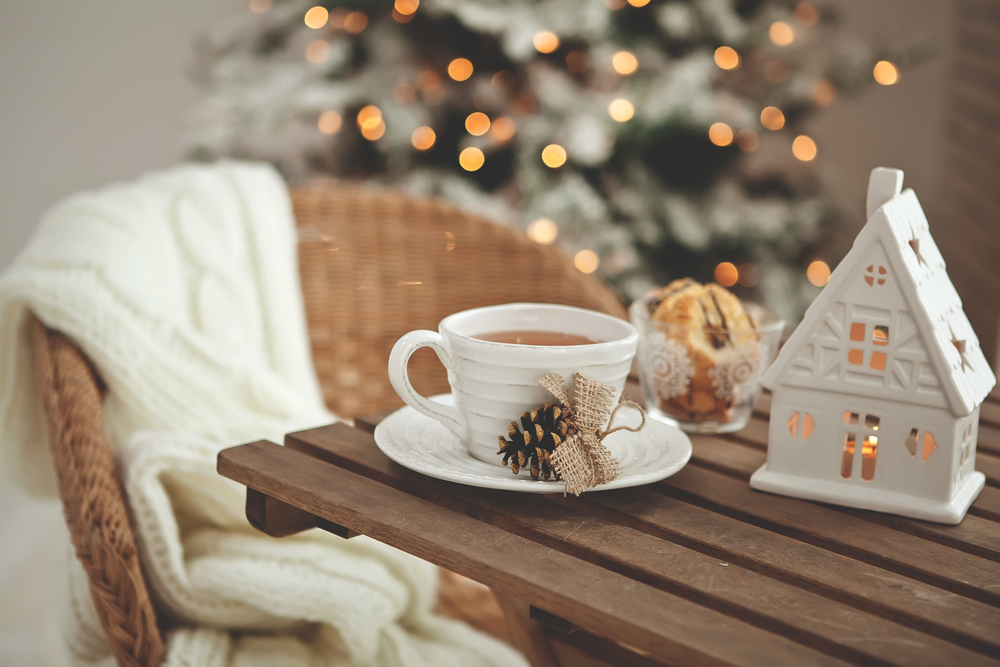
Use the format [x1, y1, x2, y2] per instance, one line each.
[0, 162, 527, 667]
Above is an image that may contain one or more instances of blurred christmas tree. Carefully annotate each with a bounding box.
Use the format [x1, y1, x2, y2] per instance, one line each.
[188, 0, 924, 317]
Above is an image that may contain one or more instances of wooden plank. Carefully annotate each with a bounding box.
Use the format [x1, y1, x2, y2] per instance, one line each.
[978, 450, 1000, 488]
[977, 423, 1000, 457]
[493, 594, 561, 667]
[284, 424, 1000, 663]
[217, 440, 848, 667]
[660, 465, 1000, 608]
[980, 401, 1000, 428]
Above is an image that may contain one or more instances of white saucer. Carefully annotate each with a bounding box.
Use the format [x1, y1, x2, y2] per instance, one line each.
[373, 394, 692, 493]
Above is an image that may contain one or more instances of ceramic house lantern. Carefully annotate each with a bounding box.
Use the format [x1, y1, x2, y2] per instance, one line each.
[750, 168, 996, 524]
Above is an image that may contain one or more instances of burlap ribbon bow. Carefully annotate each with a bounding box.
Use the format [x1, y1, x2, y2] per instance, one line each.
[539, 372, 646, 496]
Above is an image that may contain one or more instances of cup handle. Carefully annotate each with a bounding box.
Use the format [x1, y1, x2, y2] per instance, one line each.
[388, 330, 466, 440]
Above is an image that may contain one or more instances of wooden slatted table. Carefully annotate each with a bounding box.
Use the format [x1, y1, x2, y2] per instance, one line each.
[217, 386, 1000, 666]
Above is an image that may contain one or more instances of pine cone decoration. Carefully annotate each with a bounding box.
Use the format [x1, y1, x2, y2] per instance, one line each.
[497, 403, 575, 480]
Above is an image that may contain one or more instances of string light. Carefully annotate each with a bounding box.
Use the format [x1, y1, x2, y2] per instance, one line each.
[343, 12, 367, 34]
[490, 117, 516, 142]
[306, 40, 331, 63]
[792, 135, 817, 161]
[811, 78, 837, 106]
[574, 250, 600, 273]
[318, 111, 342, 135]
[760, 106, 785, 130]
[627, 0, 650, 6]
[737, 263, 759, 287]
[392, 9, 414, 23]
[491, 71, 513, 91]
[249, 0, 271, 14]
[769, 21, 795, 46]
[527, 218, 558, 245]
[714, 46, 740, 70]
[807, 260, 831, 286]
[304, 6, 329, 28]
[714, 262, 738, 287]
[534, 31, 560, 54]
[612, 51, 638, 75]
[735, 129, 759, 152]
[465, 112, 490, 136]
[541, 144, 567, 168]
[412, 126, 436, 151]
[328, 8, 348, 28]
[448, 58, 473, 81]
[873, 61, 898, 85]
[360, 117, 385, 140]
[394, 0, 419, 15]
[794, 3, 819, 25]
[566, 51, 590, 73]
[356, 105, 382, 127]
[708, 122, 733, 146]
[459, 147, 485, 171]
[608, 99, 634, 122]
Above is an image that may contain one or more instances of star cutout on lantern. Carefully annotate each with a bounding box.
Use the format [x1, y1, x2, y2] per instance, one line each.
[951, 334, 972, 372]
[909, 237, 927, 267]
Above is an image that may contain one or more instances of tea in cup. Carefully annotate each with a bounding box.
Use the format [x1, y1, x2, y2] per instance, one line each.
[388, 303, 638, 465]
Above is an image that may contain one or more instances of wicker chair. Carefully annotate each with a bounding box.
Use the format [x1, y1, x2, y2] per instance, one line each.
[31, 183, 627, 667]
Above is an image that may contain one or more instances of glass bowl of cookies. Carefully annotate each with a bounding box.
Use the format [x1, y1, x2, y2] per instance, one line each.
[629, 279, 785, 434]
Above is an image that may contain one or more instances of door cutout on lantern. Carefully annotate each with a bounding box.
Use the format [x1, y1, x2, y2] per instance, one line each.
[841, 411, 880, 480]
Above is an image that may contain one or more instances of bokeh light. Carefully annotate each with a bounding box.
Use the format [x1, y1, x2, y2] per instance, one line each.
[490, 117, 516, 142]
[412, 126, 436, 151]
[807, 260, 831, 286]
[356, 105, 381, 127]
[343, 11, 367, 33]
[304, 6, 329, 28]
[811, 78, 837, 107]
[760, 106, 785, 130]
[465, 112, 490, 136]
[527, 218, 558, 245]
[249, 0, 272, 14]
[627, 0, 650, 6]
[604, 0, 626, 8]
[534, 31, 560, 54]
[394, 83, 416, 104]
[735, 129, 759, 152]
[792, 135, 817, 161]
[459, 147, 485, 171]
[318, 111, 342, 135]
[737, 263, 759, 287]
[612, 51, 638, 75]
[794, 3, 819, 25]
[541, 144, 567, 168]
[394, 0, 419, 15]
[416, 70, 441, 91]
[360, 117, 385, 140]
[491, 70, 513, 91]
[608, 99, 635, 122]
[708, 122, 733, 146]
[574, 250, 600, 273]
[328, 7, 348, 27]
[769, 21, 795, 46]
[566, 51, 590, 73]
[873, 61, 899, 85]
[306, 40, 331, 63]
[714, 46, 740, 70]
[714, 262, 738, 287]
[448, 58, 474, 81]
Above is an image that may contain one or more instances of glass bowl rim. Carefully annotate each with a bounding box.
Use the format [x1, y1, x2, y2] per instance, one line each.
[629, 295, 786, 335]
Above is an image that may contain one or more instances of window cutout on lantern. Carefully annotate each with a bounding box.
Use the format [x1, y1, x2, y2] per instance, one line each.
[842, 433, 856, 478]
[787, 411, 799, 438]
[848, 349, 863, 365]
[905, 428, 919, 457]
[844, 411, 859, 426]
[865, 414, 880, 430]
[850, 322, 865, 341]
[802, 414, 815, 440]
[861, 435, 878, 481]
[922, 432, 936, 461]
[872, 326, 889, 346]
[871, 351, 887, 370]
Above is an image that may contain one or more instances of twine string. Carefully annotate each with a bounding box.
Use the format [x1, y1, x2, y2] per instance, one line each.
[599, 400, 646, 439]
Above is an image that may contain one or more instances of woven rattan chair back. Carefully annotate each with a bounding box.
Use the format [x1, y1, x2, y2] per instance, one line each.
[31, 316, 165, 667]
[292, 183, 627, 418]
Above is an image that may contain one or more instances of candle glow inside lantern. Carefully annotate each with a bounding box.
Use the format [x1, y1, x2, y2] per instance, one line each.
[750, 168, 996, 524]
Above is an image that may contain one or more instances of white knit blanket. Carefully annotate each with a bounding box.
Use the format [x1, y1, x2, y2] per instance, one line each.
[0, 162, 526, 667]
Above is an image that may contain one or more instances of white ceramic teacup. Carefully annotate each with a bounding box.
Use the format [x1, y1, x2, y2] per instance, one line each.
[388, 303, 638, 465]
